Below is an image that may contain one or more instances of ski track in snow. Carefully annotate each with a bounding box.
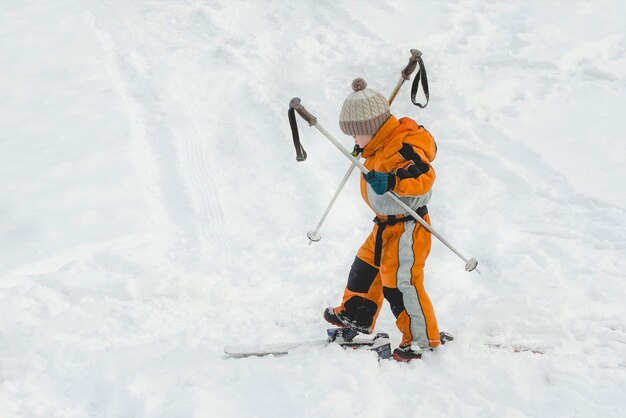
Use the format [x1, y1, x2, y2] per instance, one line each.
[87, 0, 231, 266]
[1, 1, 626, 417]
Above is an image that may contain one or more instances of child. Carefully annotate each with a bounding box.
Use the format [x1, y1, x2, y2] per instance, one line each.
[324, 78, 441, 362]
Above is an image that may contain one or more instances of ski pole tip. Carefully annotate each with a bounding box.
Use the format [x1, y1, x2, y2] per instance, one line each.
[307, 230, 321, 243]
[465, 258, 479, 272]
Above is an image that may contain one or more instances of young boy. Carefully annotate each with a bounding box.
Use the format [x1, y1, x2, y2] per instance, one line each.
[323, 78, 441, 362]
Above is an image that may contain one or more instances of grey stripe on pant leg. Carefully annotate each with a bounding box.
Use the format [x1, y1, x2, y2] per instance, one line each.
[396, 220, 428, 348]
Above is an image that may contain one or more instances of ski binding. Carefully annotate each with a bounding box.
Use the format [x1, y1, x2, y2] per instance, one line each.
[326, 328, 392, 360]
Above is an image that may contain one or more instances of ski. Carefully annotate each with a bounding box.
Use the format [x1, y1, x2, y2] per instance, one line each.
[223, 340, 326, 357]
[224, 328, 392, 360]
[224, 329, 456, 360]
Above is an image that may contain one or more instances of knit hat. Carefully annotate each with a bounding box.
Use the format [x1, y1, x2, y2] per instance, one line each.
[339, 78, 390, 136]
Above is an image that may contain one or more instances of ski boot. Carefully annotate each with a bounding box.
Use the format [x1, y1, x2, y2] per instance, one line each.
[323, 307, 372, 334]
[392, 344, 422, 362]
[393, 331, 455, 362]
[323, 307, 348, 329]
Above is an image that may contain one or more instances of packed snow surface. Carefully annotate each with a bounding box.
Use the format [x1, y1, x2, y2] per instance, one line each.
[2, 1, 626, 417]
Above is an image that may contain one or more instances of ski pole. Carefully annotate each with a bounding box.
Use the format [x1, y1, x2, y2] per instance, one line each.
[307, 49, 424, 244]
[290, 98, 479, 273]
[307, 160, 357, 244]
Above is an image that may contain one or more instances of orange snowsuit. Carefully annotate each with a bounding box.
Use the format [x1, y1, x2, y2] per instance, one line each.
[334, 115, 441, 348]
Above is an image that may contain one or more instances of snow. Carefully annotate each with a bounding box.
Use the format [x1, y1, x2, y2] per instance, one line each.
[1, 0, 625, 417]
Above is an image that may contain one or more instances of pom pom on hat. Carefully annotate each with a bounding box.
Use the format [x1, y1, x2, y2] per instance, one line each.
[352, 78, 367, 92]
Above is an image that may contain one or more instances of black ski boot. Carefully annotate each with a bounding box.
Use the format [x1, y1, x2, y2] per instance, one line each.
[323, 307, 348, 328]
[393, 332, 454, 362]
[323, 307, 372, 334]
[392, 345, 422, 362]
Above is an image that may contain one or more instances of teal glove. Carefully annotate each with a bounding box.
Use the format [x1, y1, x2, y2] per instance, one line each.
[364, 170, 396, 195]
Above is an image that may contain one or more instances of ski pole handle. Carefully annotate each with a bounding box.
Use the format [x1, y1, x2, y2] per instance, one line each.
[289, 98, 317, 126]
[401, 49, 422, 80]
[389, 48, 422, 105]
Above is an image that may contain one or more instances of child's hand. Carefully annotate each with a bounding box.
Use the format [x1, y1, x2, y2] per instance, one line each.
[364, 171, 396, 195]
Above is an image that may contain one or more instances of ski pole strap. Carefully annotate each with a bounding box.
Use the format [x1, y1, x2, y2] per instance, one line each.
[288, 106, 307, 162]
[372, 206, 428, 266]
[410, 55, 429, 108]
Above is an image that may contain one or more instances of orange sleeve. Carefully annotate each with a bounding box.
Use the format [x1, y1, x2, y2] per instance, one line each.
[390, 143, 435, 197]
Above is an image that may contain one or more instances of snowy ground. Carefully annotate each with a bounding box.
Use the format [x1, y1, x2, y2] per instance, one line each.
[1, 1, 626, 417]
